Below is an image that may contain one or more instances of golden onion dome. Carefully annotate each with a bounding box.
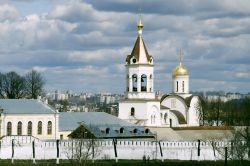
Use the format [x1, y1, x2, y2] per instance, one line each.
[172, 63, 189, 77]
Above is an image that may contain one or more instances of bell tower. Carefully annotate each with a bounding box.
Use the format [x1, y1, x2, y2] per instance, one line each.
[125, 16, 155, 100]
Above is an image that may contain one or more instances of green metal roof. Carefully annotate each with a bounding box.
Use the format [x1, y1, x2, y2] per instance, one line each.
[0, 99, 56, 114]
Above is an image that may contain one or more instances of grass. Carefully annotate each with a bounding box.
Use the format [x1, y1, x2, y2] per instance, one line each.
[0, 159, 249, 166]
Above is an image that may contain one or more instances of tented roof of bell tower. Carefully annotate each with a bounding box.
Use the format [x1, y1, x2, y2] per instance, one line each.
[126, 16, 153, 65]
[126, 36, 152, 64]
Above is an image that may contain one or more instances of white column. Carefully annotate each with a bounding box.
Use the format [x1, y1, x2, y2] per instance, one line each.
[150, 73, 154, 92]
[129, 76, 133, 92]
[147, 74, 150, 92]
[137, 75, 141, 92]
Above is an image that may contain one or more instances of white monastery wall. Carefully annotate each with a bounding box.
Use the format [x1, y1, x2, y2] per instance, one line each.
[0, 136, 234, 161]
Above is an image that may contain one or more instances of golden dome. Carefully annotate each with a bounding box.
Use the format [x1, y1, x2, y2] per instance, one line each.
[172, 63, 189, 77]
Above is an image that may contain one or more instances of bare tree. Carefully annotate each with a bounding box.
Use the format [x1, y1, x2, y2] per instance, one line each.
[25, 70, 45, 99]
[0, 72, 4, 98]
[64, 139, 101, 165]
[0, 71, 25, 99]
[196, 96, 208, 126]
[211, 127, 250, 166]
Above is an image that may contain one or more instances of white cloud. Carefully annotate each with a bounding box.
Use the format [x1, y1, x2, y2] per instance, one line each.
[0, 4, 20, 21]
[0, 0, 249, 93]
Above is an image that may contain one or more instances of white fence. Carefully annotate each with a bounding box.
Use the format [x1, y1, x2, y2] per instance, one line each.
[0, 136, 233, 161]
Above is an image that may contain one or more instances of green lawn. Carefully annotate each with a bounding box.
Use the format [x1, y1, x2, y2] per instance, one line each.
[0, 159, 249, 166]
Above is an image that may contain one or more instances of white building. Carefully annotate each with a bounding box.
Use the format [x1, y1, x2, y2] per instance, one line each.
[0, 99, 153, 140]
[119, 17, 200, 127]
[0, 99, 59, 140]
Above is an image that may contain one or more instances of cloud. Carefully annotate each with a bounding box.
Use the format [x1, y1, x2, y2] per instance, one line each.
[0, 4, 20, 21]
[0, 0, 249, 93]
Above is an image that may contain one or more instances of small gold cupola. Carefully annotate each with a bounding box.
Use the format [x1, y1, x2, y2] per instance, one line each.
[172, 49, 189, 77]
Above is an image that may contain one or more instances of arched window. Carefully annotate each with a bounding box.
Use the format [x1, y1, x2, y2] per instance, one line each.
[132, 74, 137, 92]
[164, 113, 168, 123]
[145, 128, 150, 134]
[37, 121, 42, 135]
[47, 121, 52, 135]
[133, 129, 137, 134]
[127, 74, 129, 92]
[120, 127, 124, 134]
[7, 122, 12, 136]
[170, 119, 172, 128]
[153, 115, 156, 124]
[176, 81, 178, 92]
[130, 107, 135, 116]
[132, 58, 136, 63]
[17, 121, 22, 135]
[182, 81, 185, 92]
[150, 74, 152, 79]
[141, 74, 147, 92]
[27, 121, 32, 136]
[106, 128, 110, 134]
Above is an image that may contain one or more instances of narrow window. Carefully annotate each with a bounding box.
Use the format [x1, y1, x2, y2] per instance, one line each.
[47, 121, 52, 135]
[106, 128, 110, 134]
[17, 121, 22, 135]
[170, 119, 172, 128]
[127, 74, 129, 92]
[120, 128, 124, 134]
[131, 107, 135, 116]
[37, 121, 42, 135]
[176, 81, 178, 92]
[133, 129, 137, 134]
[182, 81, 184, 92]
[7, 122, 12, 136]
[27, 121, 32, 136]
[132, 74, 137, 92]
[141, 74, 147, 92]
[164, 113, 168, 123]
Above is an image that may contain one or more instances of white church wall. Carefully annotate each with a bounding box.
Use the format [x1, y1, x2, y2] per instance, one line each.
[146, 103, 161, 126]
[126, 65, 155, 99]
[168, 111, 180, 127]
[2, 114, 58, 140]
[119, 101, 161, 126]
[161, 97, 187, 121]
[119, 101, 148, 122]
[172, 75, 189, 94]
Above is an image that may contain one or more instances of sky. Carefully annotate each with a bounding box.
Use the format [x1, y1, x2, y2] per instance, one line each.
[0, 0, 249, 94]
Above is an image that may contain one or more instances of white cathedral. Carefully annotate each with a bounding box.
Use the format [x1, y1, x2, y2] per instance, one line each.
[118, 17, 200, 127]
